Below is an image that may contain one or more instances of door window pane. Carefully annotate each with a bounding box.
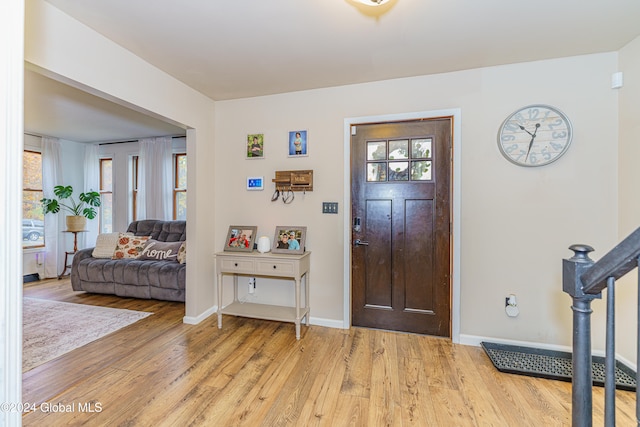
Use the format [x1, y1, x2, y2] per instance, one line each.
[367, 141, 387, 160]
[411, 161, 432, 180]
[388, 140, 409, 159]
[411, 138, 432, 159]
[367, 163, 387, 182]
[388, 162, 409, 181]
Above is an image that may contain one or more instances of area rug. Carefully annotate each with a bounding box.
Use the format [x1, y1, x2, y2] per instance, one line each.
[481, 341, 636, 391]
[23, 297, 152, 372]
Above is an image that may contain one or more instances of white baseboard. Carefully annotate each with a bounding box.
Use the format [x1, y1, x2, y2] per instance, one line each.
[459, 334, 573, 352]
[183, 305, 217, 325]
[309, 317, 345, 329]
[182, 306, 345, 331]
[460, 334, 637, 371]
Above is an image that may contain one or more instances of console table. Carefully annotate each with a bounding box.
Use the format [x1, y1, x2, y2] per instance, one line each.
[214, 251, 310, 340]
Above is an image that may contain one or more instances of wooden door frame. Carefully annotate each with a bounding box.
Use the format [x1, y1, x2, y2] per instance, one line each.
[343, 109, 462, 343]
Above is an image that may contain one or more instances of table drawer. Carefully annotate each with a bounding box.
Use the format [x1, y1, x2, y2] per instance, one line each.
[256, 260, 295, 275]
[220, 258, 255, 273]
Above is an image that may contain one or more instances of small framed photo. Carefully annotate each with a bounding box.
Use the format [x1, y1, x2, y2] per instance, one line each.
[224, 226, 257, 252]
[272, 226, 307, 254]
[247, 134, 264, 159]
[288, 130, 308, 157]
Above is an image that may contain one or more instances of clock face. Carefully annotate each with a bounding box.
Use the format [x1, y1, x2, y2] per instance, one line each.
[497, 104, 572, 167]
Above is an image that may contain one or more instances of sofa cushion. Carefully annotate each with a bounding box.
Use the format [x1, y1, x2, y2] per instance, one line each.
[113, 233, 150, 259]
[139, 239, 182, 262]
[126, 220, 186, 242]
[92, 232, 121, 258]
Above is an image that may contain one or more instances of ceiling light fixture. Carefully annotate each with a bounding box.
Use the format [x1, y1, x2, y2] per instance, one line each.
[355, 0, 391, 5]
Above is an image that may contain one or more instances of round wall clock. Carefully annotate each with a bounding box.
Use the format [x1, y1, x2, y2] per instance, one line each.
[497, 104, 573, 167]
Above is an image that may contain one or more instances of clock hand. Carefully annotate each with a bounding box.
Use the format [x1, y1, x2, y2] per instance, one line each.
[532, 123, 540, 135]
[519, 125, 534, 137]
[525, 124, 540, 162]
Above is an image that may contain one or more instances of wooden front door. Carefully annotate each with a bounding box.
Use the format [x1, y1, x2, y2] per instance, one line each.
[350, 118, 452, 336]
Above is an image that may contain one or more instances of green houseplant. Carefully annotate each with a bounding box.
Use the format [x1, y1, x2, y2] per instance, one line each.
[41, 185, 101, 231]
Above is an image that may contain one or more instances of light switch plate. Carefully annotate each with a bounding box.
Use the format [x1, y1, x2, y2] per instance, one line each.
[322, 202, 338, 214]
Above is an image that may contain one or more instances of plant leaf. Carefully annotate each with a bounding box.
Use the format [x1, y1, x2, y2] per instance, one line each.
[53, 185, 73, 199]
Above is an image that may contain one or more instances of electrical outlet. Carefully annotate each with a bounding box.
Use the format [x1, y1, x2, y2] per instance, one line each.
[322, 202, 339, 214]
[248, 277, 256, 294]
[505, 294, 519, 317]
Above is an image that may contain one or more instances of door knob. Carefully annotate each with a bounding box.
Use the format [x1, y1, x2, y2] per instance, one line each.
[353, 239, 369, 246]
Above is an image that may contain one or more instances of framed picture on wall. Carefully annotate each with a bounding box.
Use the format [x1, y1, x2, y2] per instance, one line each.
[288, 130, 308, 157]
[247, 134, 264, 159]
[224, 226, 257, 252]
[272, 226, 307, 254]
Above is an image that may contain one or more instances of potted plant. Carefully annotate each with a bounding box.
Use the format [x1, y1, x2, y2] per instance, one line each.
[41, 185, 101, 231]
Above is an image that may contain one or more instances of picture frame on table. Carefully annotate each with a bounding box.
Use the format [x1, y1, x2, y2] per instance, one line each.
[224, 226, 257, 252]
[272, 226, 307, 254]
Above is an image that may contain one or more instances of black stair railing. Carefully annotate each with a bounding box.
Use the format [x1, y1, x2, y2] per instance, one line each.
[563, 227, 640, 427]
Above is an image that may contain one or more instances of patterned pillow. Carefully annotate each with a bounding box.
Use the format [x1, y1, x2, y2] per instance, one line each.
[139, 239, 182, 262]
[92, 232, 121, 258]
[112, 233, 151, 259]
[177, 241, 186, 264]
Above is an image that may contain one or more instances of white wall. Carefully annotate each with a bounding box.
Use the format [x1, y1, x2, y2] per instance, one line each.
[215, 52, 623, 354]
[616, 35, 640, 365]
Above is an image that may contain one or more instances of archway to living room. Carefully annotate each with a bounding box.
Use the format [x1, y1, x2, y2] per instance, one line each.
[23, 64, 199, 316]
[20, 65, 213, 393]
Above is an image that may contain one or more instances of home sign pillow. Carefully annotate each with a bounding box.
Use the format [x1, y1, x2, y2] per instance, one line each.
[139, 239, 183, 262]
[112, 233, 151, 259]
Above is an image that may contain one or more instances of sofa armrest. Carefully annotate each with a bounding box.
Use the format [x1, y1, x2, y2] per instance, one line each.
[73, 247, 95, 264]
[71, 247, 95, 289]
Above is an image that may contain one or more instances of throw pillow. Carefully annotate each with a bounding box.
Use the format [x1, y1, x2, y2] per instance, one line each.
[112, 233, 151, 259]
[92, 232, 121, 258]
[139, 239, 183, 262]
[177, 241, 186, 264]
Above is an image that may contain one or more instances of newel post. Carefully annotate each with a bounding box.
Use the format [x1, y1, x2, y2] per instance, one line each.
[563, 244, 601, 427]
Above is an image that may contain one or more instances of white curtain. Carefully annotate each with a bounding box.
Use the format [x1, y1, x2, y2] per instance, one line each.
[138, 137, 173, 220]
[42, 137, 63, 278]
[83, 143, 100, 247]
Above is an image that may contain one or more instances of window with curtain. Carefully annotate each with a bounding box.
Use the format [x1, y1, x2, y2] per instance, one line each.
[100, 158, 113, 233]
[132, 152, 186, 220]
[23, 150, 44, 249]
[174, 153, 187, 220]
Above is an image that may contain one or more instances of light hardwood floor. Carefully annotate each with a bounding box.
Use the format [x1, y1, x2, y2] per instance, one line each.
[22, 278, 636, 426]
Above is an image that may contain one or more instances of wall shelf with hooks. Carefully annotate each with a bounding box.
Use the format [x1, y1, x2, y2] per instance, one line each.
[272, 170, 313, 192]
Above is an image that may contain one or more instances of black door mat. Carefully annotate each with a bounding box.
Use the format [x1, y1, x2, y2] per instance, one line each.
[481, 341, 636, 391]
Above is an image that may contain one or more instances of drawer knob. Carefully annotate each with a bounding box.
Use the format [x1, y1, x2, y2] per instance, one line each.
[234, 263, 238, 267]
[273, 265, 277, 269]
